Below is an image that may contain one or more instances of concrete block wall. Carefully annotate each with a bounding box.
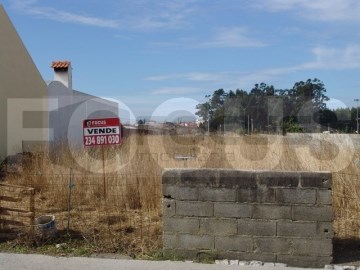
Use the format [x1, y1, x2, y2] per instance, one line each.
[162, 169, 333, 268]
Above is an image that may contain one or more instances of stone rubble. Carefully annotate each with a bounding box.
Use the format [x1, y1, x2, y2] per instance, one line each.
[215, 260, 283, 267]
[214, 260, 360, 269]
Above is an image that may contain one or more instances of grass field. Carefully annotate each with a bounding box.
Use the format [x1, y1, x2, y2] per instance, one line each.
[2, 133, 360, 255]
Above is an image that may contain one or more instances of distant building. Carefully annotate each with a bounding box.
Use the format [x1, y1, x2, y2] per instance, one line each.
[145, 121, 158, 126]
[179, 122, 198, 128]
[196, 118, 205, 127]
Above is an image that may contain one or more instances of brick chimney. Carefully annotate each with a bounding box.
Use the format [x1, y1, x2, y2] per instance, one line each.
[51, 61, 72, 90]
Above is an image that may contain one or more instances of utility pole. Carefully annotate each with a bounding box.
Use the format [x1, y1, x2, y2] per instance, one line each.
[354, 98, 359, 133]
[223, 103, 225, 134]
[243, 109, 246, 132]
[207, 111, 210, 134]
[205, 94, 211, 135]
[248, 115, 250, 134]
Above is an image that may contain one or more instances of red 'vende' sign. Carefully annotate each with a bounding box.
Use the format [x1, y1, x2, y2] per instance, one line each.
[83, 118, 121, 146]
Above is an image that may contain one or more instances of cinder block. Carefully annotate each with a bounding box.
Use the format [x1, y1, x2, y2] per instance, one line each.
[162, 169, 333, 266]
[214, 203, 251, 218]
[300, 172, 332, 188]
[163, 233, 178, 248]
[199, 188, 236, 202]
[277, 221, 318, 237]
[292, 239, 333, 256]
[163, 199, 175, 217]
[178, 234, 214, 249]
[292, 205, 333, 221]
[180, 169, 219, 187]
[176, 201, 213, 217]
[217, 170, 257, 189]
[164, 217, 199, 234]
[275, 188, 316, 204]
[163, 185, 198, 200]
[317, 189, 332, 205]
[215, 236, 252, 252]
[254, 237, 290, 253]
[318, 222, 334, 238]
[256, 171, 300, 187]
[238, 219, 276, 236]
[237, 188, 275, 203]
[277, 254, 332, 268]
[162, 169, 180, 185]
[200, 218, 237, 236]
[276, 221, 332, 239]
[252, 205, 292, 220]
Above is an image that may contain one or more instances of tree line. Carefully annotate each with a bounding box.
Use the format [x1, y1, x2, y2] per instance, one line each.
[195, 78, 358, 133]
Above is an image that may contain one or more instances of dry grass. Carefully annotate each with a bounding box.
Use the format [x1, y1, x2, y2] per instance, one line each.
[2, 133, 360, 254]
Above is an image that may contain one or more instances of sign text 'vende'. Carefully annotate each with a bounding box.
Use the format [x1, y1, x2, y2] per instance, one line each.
[83, 118, 121, 146]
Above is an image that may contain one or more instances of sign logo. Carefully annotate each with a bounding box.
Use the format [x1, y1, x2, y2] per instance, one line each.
[83, 117, 121, 146]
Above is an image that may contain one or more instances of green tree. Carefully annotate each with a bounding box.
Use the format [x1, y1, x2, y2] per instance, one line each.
[282, 116, 303, 133]
[196, 89, 227, 131]
[279, 78, 329, 132]
[287, 78, 329, 115]
[195, 78, 330, 134]
[316, 109, 338, 130]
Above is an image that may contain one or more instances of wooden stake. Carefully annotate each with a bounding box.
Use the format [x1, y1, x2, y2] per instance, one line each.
[67, 168, 74, 234]
[101, 146, 106, 200]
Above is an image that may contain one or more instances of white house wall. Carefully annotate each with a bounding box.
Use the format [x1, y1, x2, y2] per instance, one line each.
[0, 5, 119, 163]
[0, 5, 49, 160]
[48, 82, 118, 147]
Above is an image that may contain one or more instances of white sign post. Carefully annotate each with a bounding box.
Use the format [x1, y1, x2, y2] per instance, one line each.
[83, 117, 121, 199]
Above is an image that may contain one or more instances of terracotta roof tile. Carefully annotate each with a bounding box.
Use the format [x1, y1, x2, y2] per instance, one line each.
[51, 61, 71, 69]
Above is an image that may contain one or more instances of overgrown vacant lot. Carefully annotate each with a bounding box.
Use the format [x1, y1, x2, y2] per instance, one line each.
[2, 133, 360, 256]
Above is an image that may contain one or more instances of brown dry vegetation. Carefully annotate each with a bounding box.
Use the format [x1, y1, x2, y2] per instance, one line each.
[1, 133, 360, 255]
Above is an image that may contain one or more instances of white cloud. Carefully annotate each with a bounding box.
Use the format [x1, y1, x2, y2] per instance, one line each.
[186, 72, 227, 81]
[129, 1, 195, 31]
[117, 0, 206, 31]
[151, 87, 204, 95]
[146, 45, 360, 89]
[147, 72, 226, 82]
[11, 0, 119, 28]
[11, 0, 198, 31]
[196, 27, 265, 48]
[146, 74, 178, 81]
[149, 27, 265, 49]
[234, 45, 360, 84]
[253, 0, 360, 22]
[147, 71, 269, 89]
[54, 11, 119, 28]
[303, 45, 360, 69]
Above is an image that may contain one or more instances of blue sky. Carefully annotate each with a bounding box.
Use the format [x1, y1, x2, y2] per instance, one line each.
[2, 0, 360, 123]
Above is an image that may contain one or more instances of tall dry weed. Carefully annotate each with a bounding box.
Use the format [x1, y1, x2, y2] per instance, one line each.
[2, 133, 360, 253]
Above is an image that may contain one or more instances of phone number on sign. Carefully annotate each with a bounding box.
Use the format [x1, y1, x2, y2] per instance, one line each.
[84, 135, 120, 146]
